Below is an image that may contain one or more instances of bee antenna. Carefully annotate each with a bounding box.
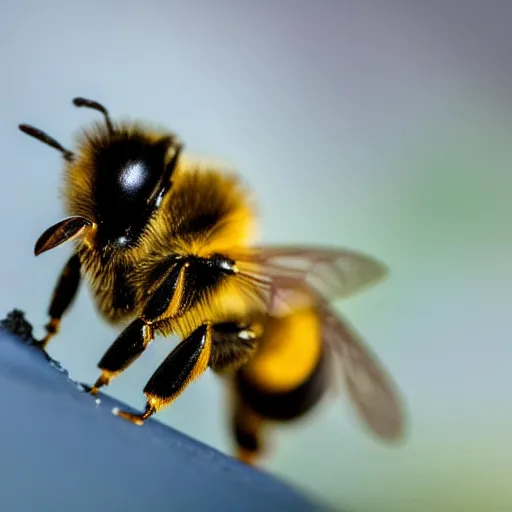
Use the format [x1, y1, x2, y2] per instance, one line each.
[73, 97, 114, 135]
[18, 124, 74, 162]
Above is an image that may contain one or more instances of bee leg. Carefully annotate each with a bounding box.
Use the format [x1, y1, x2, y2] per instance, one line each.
[38, 253, 81, 350]
[232, 397, 265, 466]
[88, 318, 154, 396]
[115, 323, 212, 425]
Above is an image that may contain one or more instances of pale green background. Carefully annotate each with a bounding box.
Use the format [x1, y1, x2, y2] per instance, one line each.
[1, 1, 511, 511]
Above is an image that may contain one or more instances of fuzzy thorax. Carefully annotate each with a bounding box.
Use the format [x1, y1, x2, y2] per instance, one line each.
[60, 121, 259, 329]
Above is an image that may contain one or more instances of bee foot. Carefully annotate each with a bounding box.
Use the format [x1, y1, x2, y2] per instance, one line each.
[34, 338, 50, 350]
[80, 383, 99, 396]
[236, 448, 258, 466]
[112, 405, 155, 426]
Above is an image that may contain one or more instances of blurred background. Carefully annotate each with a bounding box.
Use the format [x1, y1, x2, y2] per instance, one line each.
[1, 1, 511, 511]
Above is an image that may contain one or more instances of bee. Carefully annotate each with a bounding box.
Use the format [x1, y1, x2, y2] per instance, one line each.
[19, 98, 404, 463]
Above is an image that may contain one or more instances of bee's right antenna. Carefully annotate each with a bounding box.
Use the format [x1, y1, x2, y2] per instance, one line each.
[73, 97, 114, 136]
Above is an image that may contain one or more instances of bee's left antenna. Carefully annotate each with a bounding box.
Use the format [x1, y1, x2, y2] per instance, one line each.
[18, 124, 74, 162]
[73, 97, 114, 135]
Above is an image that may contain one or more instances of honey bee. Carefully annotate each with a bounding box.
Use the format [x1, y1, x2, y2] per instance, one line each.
[19, 97, 404, 464]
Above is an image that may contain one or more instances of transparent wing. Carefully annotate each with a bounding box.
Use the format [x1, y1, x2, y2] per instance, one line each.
[232, 245, 388, 305]
[262, 274, 405, 442]
[321, 299, 405, 441]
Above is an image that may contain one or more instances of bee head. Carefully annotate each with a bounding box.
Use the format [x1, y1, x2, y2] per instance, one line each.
[24, 97, 184, 257]
[91, 133, 182, 249]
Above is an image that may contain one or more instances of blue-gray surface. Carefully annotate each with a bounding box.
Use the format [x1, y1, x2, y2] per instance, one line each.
[0, 310, 325, 512]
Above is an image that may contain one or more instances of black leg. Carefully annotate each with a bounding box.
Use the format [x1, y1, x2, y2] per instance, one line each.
[231, 395, 265, 466]
[38, 253, 81, 349]
[115, 323, 212, 425]
[89, 318, 155, 395]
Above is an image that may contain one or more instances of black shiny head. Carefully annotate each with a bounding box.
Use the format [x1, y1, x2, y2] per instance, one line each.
[92, 132, 180, 249]
[73, 97, 182, 249]
[20, 96, 183, 251]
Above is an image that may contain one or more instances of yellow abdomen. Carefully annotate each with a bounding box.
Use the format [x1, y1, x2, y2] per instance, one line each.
[242, 307, 322, 393]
